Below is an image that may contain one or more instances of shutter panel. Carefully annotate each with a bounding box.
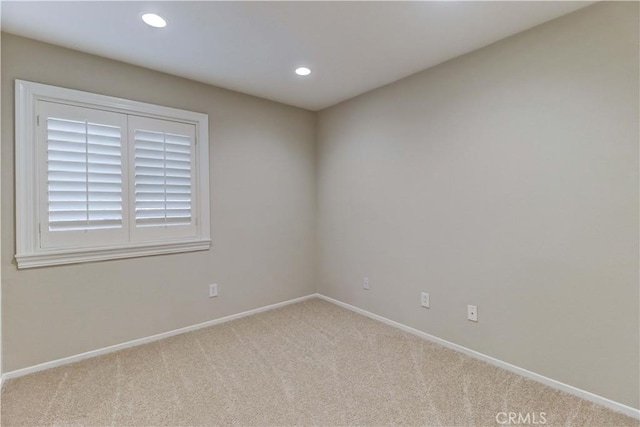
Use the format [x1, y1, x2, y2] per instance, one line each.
[134, 130, 192, 227]
[129, 116, 197, 241]
[47, 118, 123, 231]
[39, 101, 128, 249]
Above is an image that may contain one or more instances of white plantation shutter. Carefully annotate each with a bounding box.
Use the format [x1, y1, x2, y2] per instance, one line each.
[16, 81, 210, 268]
[38, 102, 128, 249]
[47, 118, 123, 230]
[129, 116, 197, 241]
[134, 130, 192, 226]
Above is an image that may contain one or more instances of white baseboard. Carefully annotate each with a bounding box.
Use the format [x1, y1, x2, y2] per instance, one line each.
[1, 293, 317, 385]
[316, 294, 640, 420]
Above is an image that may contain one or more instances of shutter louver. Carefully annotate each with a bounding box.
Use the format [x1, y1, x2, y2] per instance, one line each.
[47, 117, 123, 231]
[134, 129, 192, 227]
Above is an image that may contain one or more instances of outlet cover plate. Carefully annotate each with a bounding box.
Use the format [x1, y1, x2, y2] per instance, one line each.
[467, 305, 477, 322]
[421, 292, 430, 308]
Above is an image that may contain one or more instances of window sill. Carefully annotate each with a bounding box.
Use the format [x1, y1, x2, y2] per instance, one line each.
[15, 239, 212, 269]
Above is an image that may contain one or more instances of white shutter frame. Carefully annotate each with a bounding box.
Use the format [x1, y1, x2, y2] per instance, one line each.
[15, 80, 211, 268]
[38, 101, 129, 249]
[128, 115, 198, 242]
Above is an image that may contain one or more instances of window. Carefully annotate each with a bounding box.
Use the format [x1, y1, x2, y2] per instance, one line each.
[15, 80, 210, 268]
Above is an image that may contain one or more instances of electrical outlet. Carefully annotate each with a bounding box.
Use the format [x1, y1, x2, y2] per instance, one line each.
[421, 292, 430, 308]
[363, 277, 370, 290]
[467, 305, 477, 322]
[209, 284, 218, 298]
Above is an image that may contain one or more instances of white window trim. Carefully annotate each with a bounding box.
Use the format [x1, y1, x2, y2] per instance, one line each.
[15, 80, 211, 269]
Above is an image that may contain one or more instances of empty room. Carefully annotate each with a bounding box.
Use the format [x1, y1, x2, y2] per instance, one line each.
[0, 1, 638, 426]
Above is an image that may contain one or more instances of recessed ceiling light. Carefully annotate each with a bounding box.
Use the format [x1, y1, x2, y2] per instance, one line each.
[295, 67, 311, 76]
[142, 13, 167, 28]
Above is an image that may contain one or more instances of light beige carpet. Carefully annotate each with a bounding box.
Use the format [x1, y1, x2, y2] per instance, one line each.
[1, 298, 637, 426]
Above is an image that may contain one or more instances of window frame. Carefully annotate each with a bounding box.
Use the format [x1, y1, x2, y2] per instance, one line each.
[15, 80, 211, 269]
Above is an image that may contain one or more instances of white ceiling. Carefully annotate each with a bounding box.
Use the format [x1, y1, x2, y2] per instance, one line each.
[1, 1, 593, 111]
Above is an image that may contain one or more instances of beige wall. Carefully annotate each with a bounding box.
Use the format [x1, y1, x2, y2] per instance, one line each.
[317, 2, 639, 409]
[1, 33, 317, 372]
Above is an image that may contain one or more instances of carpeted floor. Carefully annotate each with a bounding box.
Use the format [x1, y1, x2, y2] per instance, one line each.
[1, 298, 637, 426]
